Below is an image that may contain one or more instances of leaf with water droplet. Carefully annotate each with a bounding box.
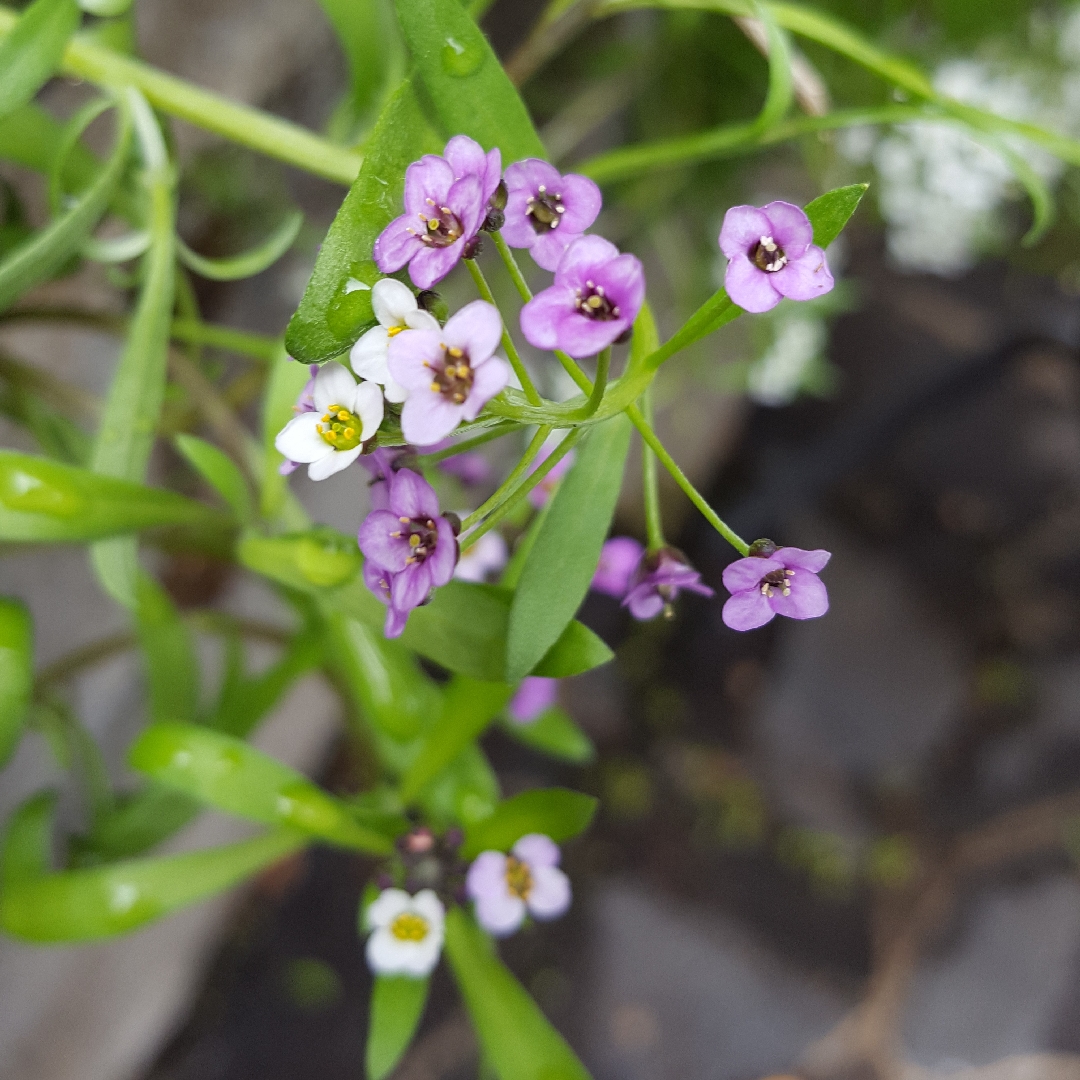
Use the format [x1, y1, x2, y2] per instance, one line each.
[440, 35, 483, 77]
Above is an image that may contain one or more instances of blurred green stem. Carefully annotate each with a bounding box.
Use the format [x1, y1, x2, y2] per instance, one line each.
[640, 387, 664, 552]
[460, 425, 551, 531]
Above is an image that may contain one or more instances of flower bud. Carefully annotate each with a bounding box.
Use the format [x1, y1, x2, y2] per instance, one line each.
[443, 511, 462, 536]
[748, 538, 778, 558]
[416, 289, 449, 323]
[489, 179, 508, 212]
[482, 207, 505, 233]
[463, 235, 484, 260]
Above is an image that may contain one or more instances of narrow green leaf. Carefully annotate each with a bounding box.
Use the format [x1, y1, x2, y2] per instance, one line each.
[0, 96, 131, 313]
[129, 722, 393, 854]
[367, 975, 429, 1080]
[417, 742, 499, 827]
[174, 433, 253, 522]
[443, 908, 593, 1080]
[0, 598, 32, 766]
[0, 101, 97, 183]
[0, 0, 79, 121]
[324, 608, 440, 742]
[394, 0, 545, 161]
[399, 677, 513, 804]
[0, 451, 227, 542]
[0, 792, 304, 942]
[461, 788, 597, 859]
[532, 620, 612, 679]
[501, 708, 595, 765]
[75, 785, 198, 863]
[803, 182, 868, 250]
[284, 79, 439, 364]
[176, 210, 302, 281]
[507, 416, 632, 682]
[753, 1, 793, 133]
[135, 574, 198, 726]
[239, 528, 362, 592]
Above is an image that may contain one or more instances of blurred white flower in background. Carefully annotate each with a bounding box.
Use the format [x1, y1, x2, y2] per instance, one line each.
[747, 313, 828, 406]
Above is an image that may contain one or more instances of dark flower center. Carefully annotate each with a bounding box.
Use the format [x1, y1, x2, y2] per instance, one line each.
[759, 567, 794, 598]
[504, 856, 533, 900]
[751, 234, 788, 273]
[391, 516, 439, 565]
[526, 184, 566, 235]
[416, 198, 463, 248]
[429, 345, 474, 404]
[574, 279, 620, 321]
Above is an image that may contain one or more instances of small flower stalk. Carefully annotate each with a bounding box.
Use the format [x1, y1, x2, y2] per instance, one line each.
[466, 834, 571, 937]
[364, 888, 445, 977]
[623, 547, 714, 620]
[721, 540, 831, 631]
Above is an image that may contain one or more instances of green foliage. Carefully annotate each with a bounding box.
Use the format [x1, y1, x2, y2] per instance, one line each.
[135, 574, 199, 726]
[129, 722, 394, 853]
[0, 0, 80, 122]
[0, 598, 31, 766]
[501, 707, 595, 765]
[175, 209, 302, 282]
[461, 788, 597, 859]
[367, 975, 430, 1080]
[804, 183, 869, 249]
[174, 434, 253, 523]
[507, 416, 632, 682]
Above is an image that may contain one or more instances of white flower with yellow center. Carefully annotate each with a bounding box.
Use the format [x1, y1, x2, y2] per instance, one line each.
[350, 279, 440, 404]
[274, 362, 383, 481]
[364, 888, 445, 977]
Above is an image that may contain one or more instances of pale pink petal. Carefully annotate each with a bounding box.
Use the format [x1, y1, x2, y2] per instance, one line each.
[374, 216, 423, 273]
[404, 155, 453, 214]
[554, 234, 620, 287]
[475, 891, 526, 937]
[724, 255, 781, 313]
[408, 241, 465, 290]
[718, 204, 774, 260]
[443, 300, 502, 362]
[388, 330, 446, 391]
[722, 556, 783, 593]
[391, 560, 433, 612]
[513, 833, 561, 868]
[427, 517, 459, 587]
[466, 850, 508, 898]
[530, 229, 578, 271]
[388, 468, 439, 519]
[527, 866, 571, 921]
[770, 245, 833, 302]
[462, 357, 509, 420]
[721, 589, 776, 631]
[400, 390, 463, 445]
[775, 547, 831, 572]
[519, 286, 575, 350]
[504, 158, 562, 194]
[558, 173, 602, 232]
[768, 571, 829, 620]
[762, 200, 813, 257]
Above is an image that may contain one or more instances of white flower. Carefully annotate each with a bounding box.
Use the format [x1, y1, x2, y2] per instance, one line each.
[453, 530, 508, 583]
[350, 279, 440, 404]
[364, 888, 445, 977]
[274, 362, 383, 481]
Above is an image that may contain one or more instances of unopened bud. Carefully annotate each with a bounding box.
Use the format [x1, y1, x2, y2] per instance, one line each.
[417, 290, 449, 323]
[489, 179, 508, 211]
[443, 511, 461, 536]
[463, 235, 484, 260]
[748, 538, 778, 558]
[482, 207, 505, 233]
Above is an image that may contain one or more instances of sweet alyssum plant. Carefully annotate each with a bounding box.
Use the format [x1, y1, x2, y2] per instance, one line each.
[0, 0, 1074, 1076]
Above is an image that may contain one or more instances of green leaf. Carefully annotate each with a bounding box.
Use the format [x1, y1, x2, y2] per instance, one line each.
[75, 785, 198, 863]
[323, 608, 440, 742]
[394, 0, 545, 162]
[0, 96, 131, 313]
[399, 677, 513, 804]
[417, 742, 499, 827]
[176, 210, 302, 282]
[284, 79, 438, 364]
[135, 574, 199, 726]
[803, 183, 868, 250]
[174, 433, 253, 522]
[443, 908, 592, 1080]
[531, 620, 612, 679]
[0, 451, 227, 542]
[239, 528, 363, 592]
[0, 597, 32, 766]
[129, 722, 394, 854]
[0, 102, 94, 180]
[507, 416, 632, 682]
[366, 975, 429, 1080]
[0, 792, 305, 942]
[753, 1, 793, 133]
[461, 788, 597, 859]
[0, 0, 80, 122]
[501, 708, 595, 766]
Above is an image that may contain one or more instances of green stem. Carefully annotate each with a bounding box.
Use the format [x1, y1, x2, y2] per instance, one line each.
[405, 423, 518, 466]
[554, 349, 593, 394]
[569, 346, 610, 420]
[493, 232, 533, 302]
[460, 425, 551, 532]
[0, 6, 362, 186]
[465, 259, 543, 407]
[460, 427, 583, 551]
[169, 320, 279, 364]
[640, 387, 664, 552]
[626, 402, 748, 556]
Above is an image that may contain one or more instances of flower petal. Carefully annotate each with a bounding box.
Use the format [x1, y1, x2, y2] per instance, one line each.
[275, 412, 329, 464]
[308, 444, 361, 480]
[768, 570, 829, 620]
[404, 155, 453, 214]
[389, 467, 440, 519]
[462, 356, 509, 421]
[554, 234, 620, 287]
[358, 509, 412, 572]
[405, 309, 441, 331]
[501, 189, 539, 248]
[411, 889, 445, 927]
[466, 851, 508, 899]
[508, 677, 558, 723]
[724, 255, 781, 314]
[312, 362, 358, 410]
[363, 558, 392, 605]
[775, 546, 831, 573]
[762, 200, 812, 258]
[475, 890, 527, 938]
[721, 589, 776, 631]
[388, 329, 446, 390]
[771, 245, 834, 302]
[372, 277, 418, 326]
[722, 556, 783, 593]
[513, 833, 561, 868]
[625, 584, 664, 620]
[350, 326, 391, 383]
[554, 310, 630, 359]
[446, 174, 484, 237]
[427, 516, 459, 587]
[374, 215, 423, 274]
[519, 286, 575, 350]
[443, 300, 503, 363]
[391, 560, 433, 612]
[408, 241, 465, 290]
[444, 135, 487, 182]
[398, 934, 443, 977]
[365, 887, 411, 930]
[718, 204, 774, 260]
[558, 173, 602, 233]
[354, 381, 385, 440]
[384, 605, 410, 638]
[530, 229, 578, 271]
[594, 252, 645, 322]
[592, 537, 644, 598]
[400, 390, 463, 445]
[528, 865, 571, 921]
[504, 158, 562, 195]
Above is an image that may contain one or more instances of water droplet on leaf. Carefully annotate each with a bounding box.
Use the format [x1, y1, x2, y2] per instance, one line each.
[0, 462, 84, 517]
[441, 36, 483, 77]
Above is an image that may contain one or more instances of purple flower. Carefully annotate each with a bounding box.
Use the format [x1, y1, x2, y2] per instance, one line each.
[358, 468, 459, 637]
[444, 135, 502, 207]
[721, 542, 830, 631]
[623, 547, 714, 620]
[526, 436, 575, 509]
[508, 676, 558, 724]
[520, 236, 645, 359]
[373, 140, 492, 290]
[278, 370, 318, 475]
[465, 834, 571, 938]
[388, 300, 509, 445]
[501, 158, 602, 271]
[592, 536, 644, 598]
[719, 201, 834, 314]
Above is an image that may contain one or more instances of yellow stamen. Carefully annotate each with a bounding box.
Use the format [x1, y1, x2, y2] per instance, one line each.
[389, 912, 429, 942]
[387, 325, 404, 337]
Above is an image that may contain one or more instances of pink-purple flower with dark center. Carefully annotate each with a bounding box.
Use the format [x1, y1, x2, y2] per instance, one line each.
[721, 539, 830, 631]
[501, 158, 602, 271]
[388, 300, 509, 445]
[444, 135, 502, 207]
[358, 468, 459, 638]
[465, 834, 571, 938]
[520, 236, 645, 359]
[278, 370, 318, 476]
[508, 676, 558, 724]
[592, 536, 645, 599]
[623, 547, 714, 620]
[719, 201, 834, 314]
[373, 142, 490, 290]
